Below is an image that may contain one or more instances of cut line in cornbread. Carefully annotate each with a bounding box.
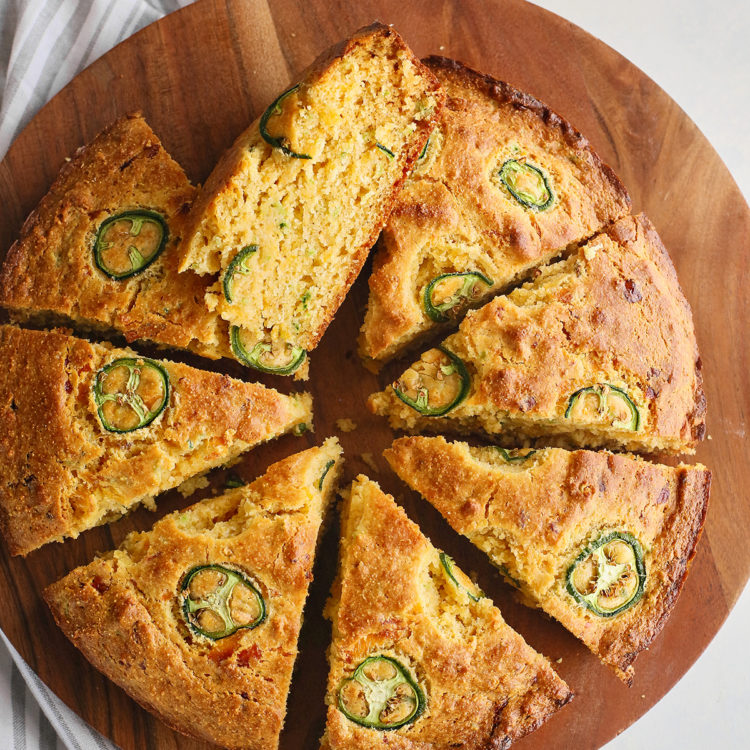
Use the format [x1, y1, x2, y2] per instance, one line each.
[369, 214, 706, 455]
[178, 23, 443, 379]
[321, 474, 572, 748]
[384, 436, 711, 684]
[45, 440, 342, 750]
[0, 325, 312, 555]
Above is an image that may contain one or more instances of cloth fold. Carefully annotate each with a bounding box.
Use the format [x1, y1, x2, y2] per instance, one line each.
[0, 3, 195, 747]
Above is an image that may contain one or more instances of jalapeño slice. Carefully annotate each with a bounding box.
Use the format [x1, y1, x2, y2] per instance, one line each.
[259, 84, 311, 159]
[376, 142, 395, 159]
[230, 326, 306, 376]
[223, 245, 258, 303]
[439, 552, 483, 602]
[393, 346, 470, 417]
[565, 384, 640, 431]
[498, 159, 554, 211]
[566, 532, 646, 617]
[338, 655, 425, 730]
[418, 136, 430, 161]
[181, 564, 266, 640]
[318, 459, 335, 490]
[94, 210, 168, 279]
[93, 358, 169, 433]
[423, 271, 494, 323]
[495, 447, 537, 464]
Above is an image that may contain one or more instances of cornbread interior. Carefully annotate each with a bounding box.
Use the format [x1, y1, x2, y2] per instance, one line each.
[322, 475, 572, 749]
[44, 440, 342, 750]
[0, 325, 312, 555]
[369, 214, 705, 455]
[0, 114, 229, 360]
[384, 436, 711, 683]
[359, 56, 631, 365]
[179, 23, 443, 372]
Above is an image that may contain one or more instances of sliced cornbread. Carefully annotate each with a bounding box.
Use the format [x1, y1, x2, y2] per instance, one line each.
[0, 325, 312, 555]
[359, 56, 631, 365]
[369, 214, 706, 454]
[384, 436, 711, 683]
[0, 114, 229, 359]
[322, 475, 572, 749]
[45, 440, 342, 750]
[178, 23, 443, 378]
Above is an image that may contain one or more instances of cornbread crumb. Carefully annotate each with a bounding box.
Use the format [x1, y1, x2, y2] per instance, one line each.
[335, 418, 357, 433]
[176, 475, 210, 498]
[359, 452, 377, 473]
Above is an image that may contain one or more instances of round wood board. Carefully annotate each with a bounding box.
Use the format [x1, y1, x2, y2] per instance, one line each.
[0, 0, 747, 748]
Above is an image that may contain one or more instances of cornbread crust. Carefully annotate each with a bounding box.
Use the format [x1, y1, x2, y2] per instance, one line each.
[44, 441, 343, 750]
[0, 325, 312, 556]
[0, 114, 229, 359]
[322, 475, 572, 749]
[359, 56, 631, 364]
[369, 214, 706, 454]
[178, 24, 443, 371]
[384, 436, 711, 683]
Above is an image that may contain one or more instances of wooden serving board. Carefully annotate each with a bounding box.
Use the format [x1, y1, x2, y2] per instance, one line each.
[0, 0, 747, 748]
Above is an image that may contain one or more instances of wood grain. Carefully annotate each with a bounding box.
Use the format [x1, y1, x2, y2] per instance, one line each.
[0, 0, 747, 748]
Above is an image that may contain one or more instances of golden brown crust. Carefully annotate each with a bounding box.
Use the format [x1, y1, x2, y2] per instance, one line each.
[0, 113, 229, 359]
[178, 24, 444, 362]
[369, 213, 706, 455]
[323, 476, 572, 748]
[360, 56, 631, 363]
[384, 436, 711, 682]
[45, 441, 342, 750]
[0, 325, 312, 555]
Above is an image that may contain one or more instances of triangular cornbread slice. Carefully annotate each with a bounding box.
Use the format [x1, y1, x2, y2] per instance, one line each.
[0, 325, 312, 555]
[45, 440, 342, 750]
[359, 56, 631, 365]
[322, 475, 572, 749]
[0, 114, 229, 360]
[178, 24, 443, 379]
[384, 436, 711, 683]
[369, 214, 705, 454]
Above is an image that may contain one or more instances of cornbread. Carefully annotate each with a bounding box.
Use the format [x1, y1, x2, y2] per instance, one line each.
[0, 114, 229, 359]
[322, 475, 572, 748]
[384, 436, 711, 683]
[369, 214, 706, 454]
[0, 325, 312, 555]
[359, 57, 631, 365]
[45, 440, 342, 750]
[178, 23, 443, 378]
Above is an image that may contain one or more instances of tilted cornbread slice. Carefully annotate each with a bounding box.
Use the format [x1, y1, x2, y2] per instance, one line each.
[0, 114, 229, 359]
[178, 23, 443, 378]
[369, 214, 706, 454]
[359, 56, 631, 365]
[322, 475, 572, 749]
[0, 325, 312, 555]
[384, 436, 711, 683]
[45, 440, 342, 750]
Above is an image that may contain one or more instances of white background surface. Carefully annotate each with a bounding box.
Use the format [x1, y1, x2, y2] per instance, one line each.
[529, 2, 750, 748]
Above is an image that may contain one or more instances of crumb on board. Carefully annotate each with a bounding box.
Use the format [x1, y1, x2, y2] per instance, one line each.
[335, 418, 357, 433]
[176, 475, 210, 498]
[360, 452, 378, 473]
[556, 658, 563, 663]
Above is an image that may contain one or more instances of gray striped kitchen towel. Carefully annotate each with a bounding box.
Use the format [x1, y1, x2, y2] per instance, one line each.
[0, 3, 196, 748]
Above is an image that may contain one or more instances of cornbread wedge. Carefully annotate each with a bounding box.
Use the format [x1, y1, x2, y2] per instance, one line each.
[322, 475, 572, 749]
[0, 325, 312, 555]
[0, 114, 229, 359]
[359, 57, 631, 365]
[45, 440, 342, 750]
[384, 436, 711, 683]
[178, 23, 443, 378]
[369, 214, 706, 454]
